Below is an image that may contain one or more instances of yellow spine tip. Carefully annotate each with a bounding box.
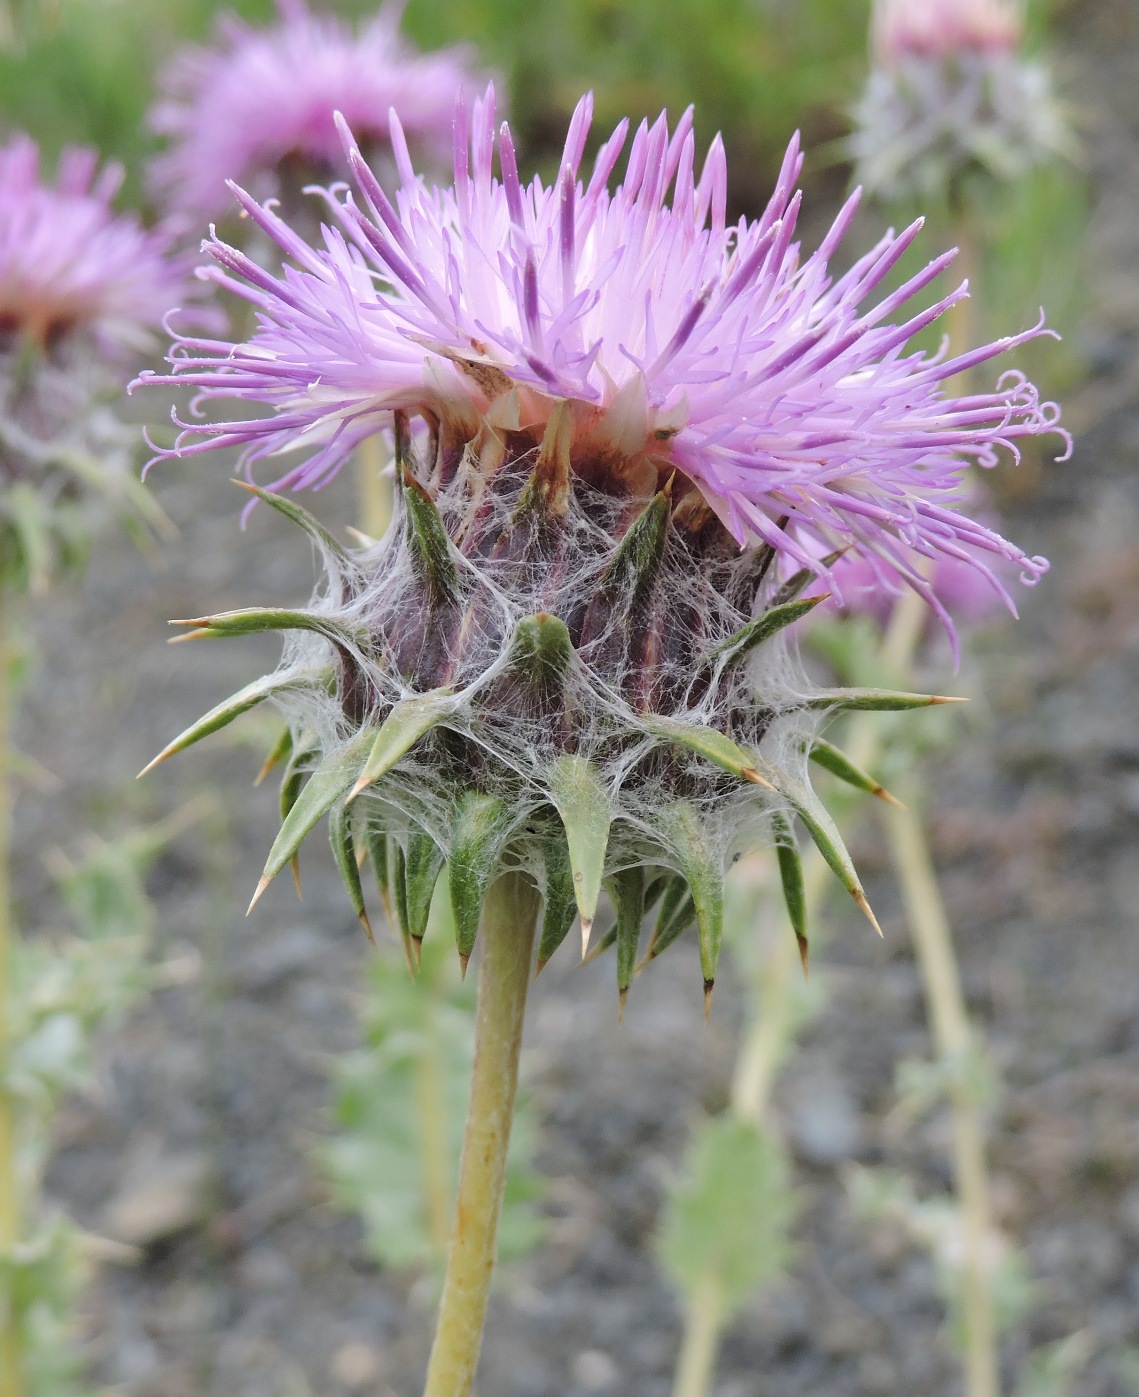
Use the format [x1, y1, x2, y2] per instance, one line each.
[618, 987, 628, 1026]
[459, 952, 470, 980]
[246, 876, 271, 916]
[703, 979, 714, 1022]
[359, 911, 375, 947]
[853, 888, 883, 937]
[580, 917, 593, 959]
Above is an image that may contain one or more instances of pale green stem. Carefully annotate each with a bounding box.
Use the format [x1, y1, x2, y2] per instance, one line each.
[883, 797, 998, 1397]
[670, 1274, 724, 1397]
[417, 988, 453, 1264]
[355, 434, 393, 542]
[421, 872, 540, 1397]
[0, 590, 23, 1397]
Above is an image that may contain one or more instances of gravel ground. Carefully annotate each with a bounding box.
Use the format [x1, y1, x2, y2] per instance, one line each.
[10, 3, 1139, 1394]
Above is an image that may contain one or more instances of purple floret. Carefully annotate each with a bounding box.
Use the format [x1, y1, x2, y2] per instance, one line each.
[140, 86, 1068, 644]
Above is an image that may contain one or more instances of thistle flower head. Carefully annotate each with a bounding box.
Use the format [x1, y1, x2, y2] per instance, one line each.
[0, 133, 186, 592]
[149, 0, 486, 222]
[143, 92, 1063, 1001]
[853, 0, 1073, 202]
[0, 134, 183, 357]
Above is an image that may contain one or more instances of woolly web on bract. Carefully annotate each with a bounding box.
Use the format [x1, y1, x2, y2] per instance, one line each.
[267, 422, 825, 895]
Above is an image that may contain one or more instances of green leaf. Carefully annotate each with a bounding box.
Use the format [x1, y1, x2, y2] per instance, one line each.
[170, 607, 364, 648]
[771, 811, 809, 976]
[329, 803, 373, 943]
[773, 771, 880, 936]
[639, 875, 695, 968]
[653, 802, 724, 1008]
[546, 756, 611, 943]
[535, 832, 578, 974]
[448, 794, 517, 965]
[235, 480, 352, 569]
[647, 715, 774, 789]
[657, 1117, 794, 1317]
[809, 737, 901, 805]
[350, 689, 458, 798]
[398, 448, 460, 608]
[251, 730, 374, 909]
[587, 487, 672, 625]
[802, 688, 961, 712]
[770, 545, 845, 606]
[607, 865, 646, 1001]
[140, 668, 331, 776]
[404, 830, 445, 947]
[701, 595, 825, 672]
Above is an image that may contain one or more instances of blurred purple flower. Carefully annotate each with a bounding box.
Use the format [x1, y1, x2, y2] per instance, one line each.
[141, 87, 1068, 642]
[872, 0, 1022, 66]
[149, 0, 486, 222]
[0, 134, 185, 357]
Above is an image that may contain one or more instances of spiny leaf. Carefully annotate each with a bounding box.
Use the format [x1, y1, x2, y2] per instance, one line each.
[700, 595, 826, 674]
[363, 823, 397, 931]
[802, 688, 963, 713]
[535, 832, 578, 975]
[774, 771, 881, 937]
[170, 607, 364, 647]
[256, 725, 294, 786]
[546, 756, 612, 954]
[809, 738, 902, 807]
[329, 803, 373, 944]
[607, 865, 646, 1009]
[398, 456, 460, 608]
[654, 802, 724, 1016]
[647, 716, 775, 790]
[140, 668, 331, 776]
[234, 480, 352, 569]
[771, 546, 847, 607]
[771, 811, 809, 977]
[404, 830, 445, 951]
[449, 793, 517, 969]
[250, 729, 374, 912]
[350, 689, 458, 799]
[637, 875, 695, 970]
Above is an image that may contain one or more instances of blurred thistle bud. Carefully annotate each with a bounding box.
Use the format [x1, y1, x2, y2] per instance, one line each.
[148, 0, 491, 227]
[0, 135, 192, 592]
[852, 0, 1074, 204]
[140, 89, 1066, 1005]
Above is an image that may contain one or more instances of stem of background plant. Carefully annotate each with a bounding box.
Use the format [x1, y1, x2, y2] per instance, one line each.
[0, 590, 23, 1397]
[883, 795, 998, 1397]
[671, 1272, 724, 1397]
[730, 590, 927, 1124]
[356, 433, 392, 542]
[421, 871, 541, 1397]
